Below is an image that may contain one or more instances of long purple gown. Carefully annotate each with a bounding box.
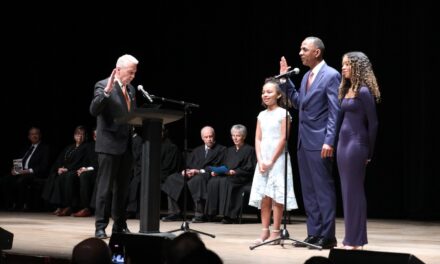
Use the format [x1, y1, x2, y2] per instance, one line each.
[336, 86, 378, 246]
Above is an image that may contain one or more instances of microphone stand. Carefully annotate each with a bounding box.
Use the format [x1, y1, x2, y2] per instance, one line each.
[150, 94, 200, 108]
[152, 94, 215, 238]
[249, 83, 320, 250]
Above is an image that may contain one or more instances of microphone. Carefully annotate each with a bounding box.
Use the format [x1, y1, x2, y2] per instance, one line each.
[274, 68, 300, 79]
[137, 85, 153, 103]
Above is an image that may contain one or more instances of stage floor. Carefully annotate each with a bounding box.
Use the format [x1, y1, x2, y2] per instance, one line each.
[1, 212, 439, 264]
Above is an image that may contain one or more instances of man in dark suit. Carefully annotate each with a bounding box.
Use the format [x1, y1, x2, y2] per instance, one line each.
[89, 54, 138, 239]
[161, 126, 226, 223]
[279, 36, 341, 249]
[1, 126, 50, 211]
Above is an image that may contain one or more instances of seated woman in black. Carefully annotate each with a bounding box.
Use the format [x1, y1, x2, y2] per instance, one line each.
[42, 125, 89, 216]
[205, 124, 256, 223]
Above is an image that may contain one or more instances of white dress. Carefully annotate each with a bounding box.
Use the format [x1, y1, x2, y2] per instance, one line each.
[248, 107, 298, 210]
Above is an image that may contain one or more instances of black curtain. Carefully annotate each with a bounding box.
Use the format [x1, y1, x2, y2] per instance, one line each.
[2, 0, 438, 220]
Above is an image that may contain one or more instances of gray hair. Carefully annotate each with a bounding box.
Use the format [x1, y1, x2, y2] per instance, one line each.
[231, 124, 247, 138]
[116, 54, 139, 68]
[201, 126, 215, 137]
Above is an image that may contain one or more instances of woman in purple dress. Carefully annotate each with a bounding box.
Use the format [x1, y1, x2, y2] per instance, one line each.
[337, 52, 381, 250]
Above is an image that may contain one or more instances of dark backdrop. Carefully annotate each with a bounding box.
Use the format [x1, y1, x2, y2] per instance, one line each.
[2, 1, 438, 220]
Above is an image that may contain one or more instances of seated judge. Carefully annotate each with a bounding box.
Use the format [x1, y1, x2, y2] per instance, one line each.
[161, 126, 226, 223]
[73, 127, 98, 217]
[205, 124, 256, 223]
[42, 125, 90, 216]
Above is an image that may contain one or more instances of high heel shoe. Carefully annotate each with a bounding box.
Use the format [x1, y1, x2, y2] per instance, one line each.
[268, 229, 281, 245]
[339, 245, 363, 250]
[252, 228, 270, 245]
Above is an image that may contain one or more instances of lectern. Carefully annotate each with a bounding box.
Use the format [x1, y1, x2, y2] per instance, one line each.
[116, 108, 183, 233]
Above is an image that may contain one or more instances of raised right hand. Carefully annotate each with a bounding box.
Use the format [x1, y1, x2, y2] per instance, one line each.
[280, 56, 290, 74]
[104, 68, 117, 94]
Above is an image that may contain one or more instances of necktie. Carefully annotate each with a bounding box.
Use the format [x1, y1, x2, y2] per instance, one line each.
[205, 148, 209, 158]
[22, 145, 35, 168]
[122, 85, 131, 111]
[306, 71, 314, 92]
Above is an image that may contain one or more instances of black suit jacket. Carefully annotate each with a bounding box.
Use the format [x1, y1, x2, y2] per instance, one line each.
[89, 78, 136, 155]
[23, 142, 50, 179]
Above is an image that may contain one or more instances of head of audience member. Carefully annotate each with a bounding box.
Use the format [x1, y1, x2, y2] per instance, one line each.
[28, 127, 42, 145]
[164, 232, 207, 264]
[304, 256, 334, 264]
[230, 124, 247, 149]
[71, 237, 112, 264]
[299, 36, 325, 69]
[201, 126, 216, 149]
[179, 248, 223, 264]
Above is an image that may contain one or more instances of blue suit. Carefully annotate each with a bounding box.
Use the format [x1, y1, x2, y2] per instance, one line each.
[281, 63, 341, 239]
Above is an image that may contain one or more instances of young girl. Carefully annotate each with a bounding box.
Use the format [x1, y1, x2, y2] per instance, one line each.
[249, 79, 298, 245]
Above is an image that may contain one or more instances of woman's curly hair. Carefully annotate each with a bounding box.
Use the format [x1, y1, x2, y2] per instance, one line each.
[338, 51, 381, 102]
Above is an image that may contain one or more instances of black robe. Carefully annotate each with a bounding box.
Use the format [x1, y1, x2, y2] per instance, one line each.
[161, 143, 226, 203]
[42, 142, 89, 207]
[205, 143, 256, 218]
[126, 135, 182, 214]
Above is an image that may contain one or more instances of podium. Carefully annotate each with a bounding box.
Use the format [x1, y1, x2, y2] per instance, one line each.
[116, 108, 183, 233]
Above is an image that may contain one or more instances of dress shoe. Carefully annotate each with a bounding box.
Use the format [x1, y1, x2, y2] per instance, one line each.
[57, 207, 72, 216]
[112, 226, 131, 234]
[73, 208, 92, 217]
[293, 235, 319, 247]
[95, 229, 108, 239]
[308, 237, 337, 250]
[192, 215, 208, 223]
[161, 213, 183, 222]
[221, 216, 237, 224]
